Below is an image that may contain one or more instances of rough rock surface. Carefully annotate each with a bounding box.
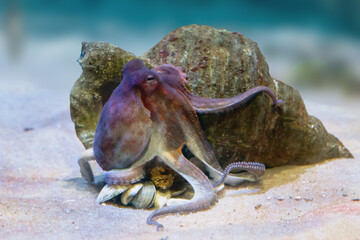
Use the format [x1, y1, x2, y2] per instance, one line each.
[70, 24, 352, 167]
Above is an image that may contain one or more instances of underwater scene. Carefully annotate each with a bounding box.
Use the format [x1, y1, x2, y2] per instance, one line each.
[0, 0, 359, 239]
[1, 0, 360, 94]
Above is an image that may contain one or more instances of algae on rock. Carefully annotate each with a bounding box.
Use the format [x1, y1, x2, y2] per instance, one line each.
[70, 24, 352, 167]
[70, 42, 136, 148]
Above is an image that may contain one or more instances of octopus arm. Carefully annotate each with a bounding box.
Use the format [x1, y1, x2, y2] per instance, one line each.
[189, 86, 282, 114]
[147, 150, 216, 230]
[104, 163, 147, 185]
[212, 161, 265, 188]
[170, 90, 223, 172]
[181, 113, 262, 186]
[78, 148, 96, 183]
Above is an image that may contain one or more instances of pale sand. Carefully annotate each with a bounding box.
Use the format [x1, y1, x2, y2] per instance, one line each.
[0, 81, 359, 240]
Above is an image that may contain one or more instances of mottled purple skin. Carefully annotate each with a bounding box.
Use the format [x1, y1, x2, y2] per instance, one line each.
[94, 60, 154, 171]
[93, 59, 280, 230]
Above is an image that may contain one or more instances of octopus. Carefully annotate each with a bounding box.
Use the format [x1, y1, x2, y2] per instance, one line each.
[78, 59, 282, 230]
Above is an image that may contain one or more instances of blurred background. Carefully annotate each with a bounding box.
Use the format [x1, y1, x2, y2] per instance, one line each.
[1, 0, 360, 97]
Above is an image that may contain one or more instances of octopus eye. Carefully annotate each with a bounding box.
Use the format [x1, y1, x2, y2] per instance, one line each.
[146, 75, 155, 81]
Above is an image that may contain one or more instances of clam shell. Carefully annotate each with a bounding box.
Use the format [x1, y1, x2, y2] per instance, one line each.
[96, 184, 130, 204]
[130, 181, 156, 209]
[97, 181, 178, 209]
[120, 183, 143, 205]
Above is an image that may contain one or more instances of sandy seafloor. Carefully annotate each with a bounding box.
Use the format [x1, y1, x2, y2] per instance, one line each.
[1, 78, 359, 240]
[0, 33, 360, 239]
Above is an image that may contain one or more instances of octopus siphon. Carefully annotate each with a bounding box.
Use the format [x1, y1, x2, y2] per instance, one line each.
[78, 59, 282, 230]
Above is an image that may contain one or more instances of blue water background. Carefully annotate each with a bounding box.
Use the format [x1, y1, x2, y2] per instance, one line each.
[0, 0, 359, 94]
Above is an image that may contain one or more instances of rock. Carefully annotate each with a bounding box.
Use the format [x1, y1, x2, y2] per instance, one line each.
[70, 24, 352, 167]
[70, 42, 136, 148]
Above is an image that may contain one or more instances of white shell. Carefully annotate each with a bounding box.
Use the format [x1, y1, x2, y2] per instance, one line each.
[131, 181, 156, 209]
[96, 184, 130, 204]
[121, 183, 143, 205]
[97, 180, 173, 209]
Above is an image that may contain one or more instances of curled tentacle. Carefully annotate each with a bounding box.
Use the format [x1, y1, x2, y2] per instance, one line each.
[212, 161, 265, 188]
[78, 148, 95, 183]
[189, 86, 282, 114]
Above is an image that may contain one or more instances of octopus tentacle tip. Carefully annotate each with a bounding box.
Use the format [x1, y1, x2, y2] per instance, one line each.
[147, 217, 164, 231]
[156, 224, 165, 231]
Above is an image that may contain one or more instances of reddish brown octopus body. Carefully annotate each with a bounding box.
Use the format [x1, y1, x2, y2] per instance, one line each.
[78, 59, 282, 230]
